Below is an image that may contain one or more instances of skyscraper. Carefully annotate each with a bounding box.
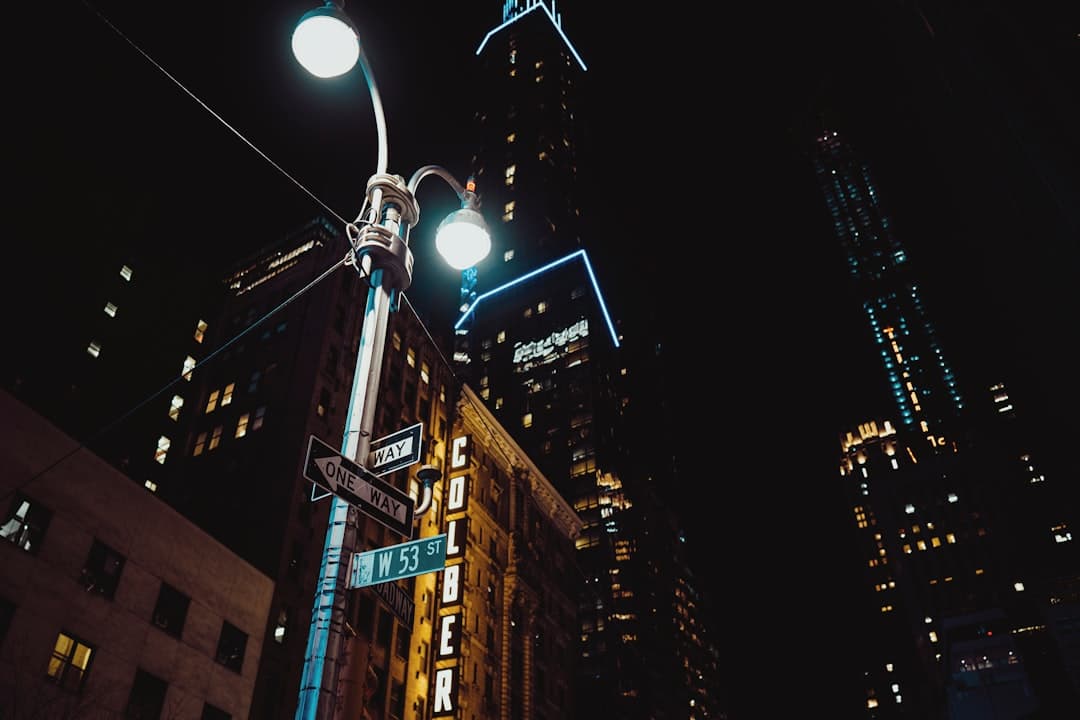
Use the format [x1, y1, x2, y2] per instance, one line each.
[452, 3, 723, 718]
[816, 129, 1079, 718]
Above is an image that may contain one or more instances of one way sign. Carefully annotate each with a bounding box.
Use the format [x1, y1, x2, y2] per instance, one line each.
[368, 422, 423, 476]
[303, 435, 415, 537]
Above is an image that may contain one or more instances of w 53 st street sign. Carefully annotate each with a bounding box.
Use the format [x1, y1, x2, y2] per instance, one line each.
[349, 534, 447, 588]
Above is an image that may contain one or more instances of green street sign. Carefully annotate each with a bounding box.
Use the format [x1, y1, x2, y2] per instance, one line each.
[349, 534, 447, 588]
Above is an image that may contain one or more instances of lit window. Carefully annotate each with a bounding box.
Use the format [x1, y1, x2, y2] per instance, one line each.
[46, 631, 94, 692]
[481, 387, 490, 400]
[120, 265, 134, 281]
[537, 301, 547, 314]
[506, 132, 516, 144]
[87, 342, 102, 358]
[274, 609, 288, 644]
[104, 302, 118, 317]
[168, 395, 183, 421]
[503, 249, 514, 263]
[497, 330, 506, 343]
[252, 406, 266, 431]
[407, 348, 416, 368]
[495, 397, 503, 410]
[154, 436, 171, 465]
[392, 331, 402, 351]
[182, 356, 196, 381]
[144, 479, 157, 492]
[522, 412, 533, 428]
[420, 362, 430, 385]
[221, 382, 235, 407]
[236, 413, 250, 438]
[194, 320, 208, 344]
[1, 494, 52, 553]
[193, 432, 207, 456]
[206, 390, 220, 413]
[209, 426, 223, 451]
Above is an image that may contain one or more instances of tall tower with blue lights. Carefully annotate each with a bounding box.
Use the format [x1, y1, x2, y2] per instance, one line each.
[452, 3, 724, 718]
[813, 129, 964, 443]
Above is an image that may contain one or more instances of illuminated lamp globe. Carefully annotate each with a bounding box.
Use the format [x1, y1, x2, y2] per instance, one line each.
[292, 5, 360, 78]
[435, 207, 492, 270]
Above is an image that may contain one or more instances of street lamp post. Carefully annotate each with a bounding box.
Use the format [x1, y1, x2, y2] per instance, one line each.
[290, 4, 491, 719]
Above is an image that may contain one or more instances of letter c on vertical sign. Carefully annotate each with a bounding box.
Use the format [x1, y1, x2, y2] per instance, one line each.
[450, 435, 470, 469]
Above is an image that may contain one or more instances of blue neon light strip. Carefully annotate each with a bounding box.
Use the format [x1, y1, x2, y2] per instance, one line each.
[478, 1, 588, 71]
[454, 249, 620, 348]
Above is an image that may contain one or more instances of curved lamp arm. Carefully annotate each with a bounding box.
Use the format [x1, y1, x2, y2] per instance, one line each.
[292, 2, 388, 174]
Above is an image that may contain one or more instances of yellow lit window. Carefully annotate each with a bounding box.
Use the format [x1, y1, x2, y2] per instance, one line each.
[506, 132, 516, 144]
[206, 390, 220, 413]
[194, 319, 208, 343]
[154, 436, 171, 465]
[407, 348, 416, 368]
[221, 382, 235, 407]
[209, 426, 223, 450]
[169, 395, 183, 421]
[420, 362, 430, 385]
[47, 632, 94, 692]
[193, 432, 207, 456]
[522, 412, 532, 428]
[236, 413, 250, 438]
[182, 356, 196, 381]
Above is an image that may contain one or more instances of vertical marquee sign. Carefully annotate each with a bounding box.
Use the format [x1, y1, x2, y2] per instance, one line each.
[432, 433, 471, 718]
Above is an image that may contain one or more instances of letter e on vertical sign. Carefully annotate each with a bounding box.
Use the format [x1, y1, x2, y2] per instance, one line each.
[437, 613, 460, 658]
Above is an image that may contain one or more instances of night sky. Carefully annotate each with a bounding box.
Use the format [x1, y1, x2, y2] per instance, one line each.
[11, 1, 1078, 717]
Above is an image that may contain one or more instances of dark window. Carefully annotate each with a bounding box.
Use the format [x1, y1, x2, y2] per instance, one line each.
[202, 703, 231, 720]
[46, 631, 94, 692]
[125, 668, 167, 719]
[0, 493, 52, 554]
[389, 678, 405, 719]
[215, 621, 247, 673]
[0, 595, 14, 643]
[356, 592, 376, 629]
[377, 608, 393, 647]
[152, 582, 190, 638]
[80, 539, 126, 599]
[394, 624, 409, 659]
